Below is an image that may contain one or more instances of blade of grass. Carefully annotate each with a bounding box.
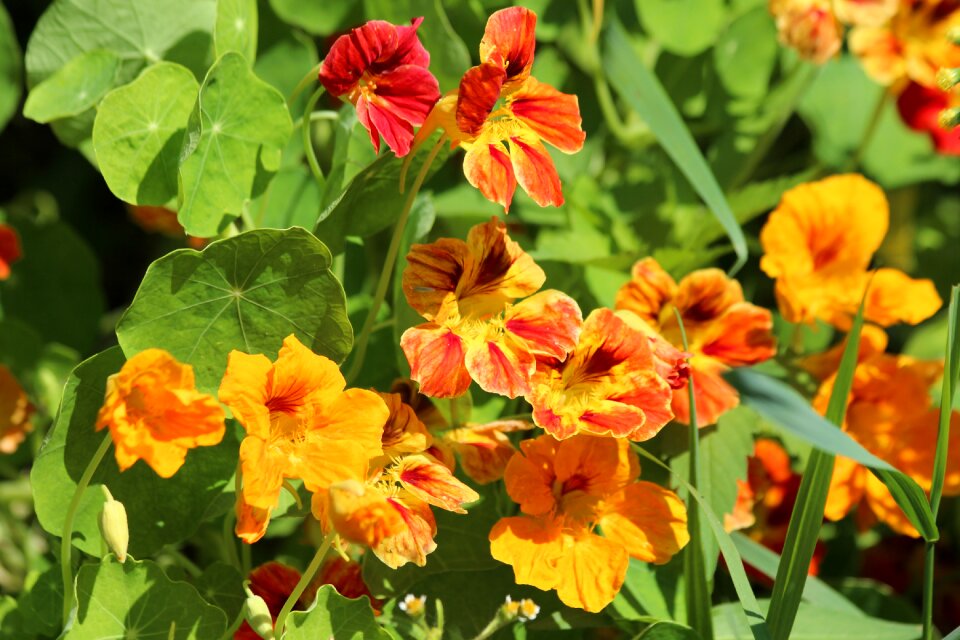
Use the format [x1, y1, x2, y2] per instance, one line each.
[922, 285, 960, 640]
[633, 445, 771, 640]
[674, 310, 713, 639]
[765, 301, 866, 640]
[603, 19, 748, 275]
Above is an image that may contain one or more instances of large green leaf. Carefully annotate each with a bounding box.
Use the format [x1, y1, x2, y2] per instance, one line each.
[267, 0, 360, 35]
[635, 0, 725, 56]
[712, 8, 778, 102]
[16, 566, 64, 638]
[195, 562, 245, 623]
[604, 19, 748, 274]
[92, 62, 199, 205]
[215, 0, 257, 62]
[23, 50, 120, 124]
[636, 621, 702, 639]
[68, 559, 228, 639]
[285, 585, 390, 640]
[116, 227, 352, 394]
[712, 601, 920, 640]
[0, 2, 20, 132]
[609, 557, 683, 622]
[31, 348, 240, 557]
[178, 52, 293, 237]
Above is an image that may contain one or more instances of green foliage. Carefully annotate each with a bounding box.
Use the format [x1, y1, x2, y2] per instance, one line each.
[636, 0, 725, 56]
[116, 227, 352, 393]
[215, 0, 258, 62]
[285, 585, 390, 640]
[0, 2, 19, 131]
[24, 50, 120, 124]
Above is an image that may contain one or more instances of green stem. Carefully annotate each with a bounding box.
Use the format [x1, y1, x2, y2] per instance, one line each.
[291, 110, 340, 130]
[344, 135, 447, 384]
[449, 399, 461, 429]
[288, 63, 322, 107]
[61, 433, 112, 626]
[274, 532, 336, 635]
[471, 614, 509, 640]
[923, 541, 937, 640]
[303, 87, 327, 188]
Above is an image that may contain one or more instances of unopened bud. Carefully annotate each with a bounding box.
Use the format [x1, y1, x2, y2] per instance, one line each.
[939, 107, 960, 130]
[937, 67, 960, 91]
[99, 486, 128, 563]
[243, 581, 275, 640]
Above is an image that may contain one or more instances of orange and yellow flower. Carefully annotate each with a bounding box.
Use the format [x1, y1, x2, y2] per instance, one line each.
[401, 218, 582, 399]
[96, 349, 225, 478]
[760, 174, 941, 329]
[808, 337, 960, 536]
[489, 434, 688, 612]
[414, 7, 585, 211]
[616, 257, 776, 427]
[526, 308, 687, 441]
[219, 335, 388, 543]
[0, 365, 33, 454]
[769, 0, 844, 64]
[0, 223, 22, 280]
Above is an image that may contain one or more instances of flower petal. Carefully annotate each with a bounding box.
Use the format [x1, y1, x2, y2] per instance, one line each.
[358, 65, 440, 157]
[373, 495, 438, 568]
[463, 137, 517, 211]
[670, 362, 739, 428]
[235, 497, 272, 544]
[554, 531, 629, 613]
[697, 303, 777, 367]
[508, 134, 563, 207]
[460, 218, 545, 312]
[863, 268, 942, 327]
[505, 290, 582, 360]
[489, 515, 563, 591]
[443, 421, 530, 484]
[395, 453, 480, 512]
[319, 20, 400, 96]
[0, 365, 32, 455]
[479, 7, 538, 84]
[378, 392, 433, 458]
[824, 456, 867, 522]
[219, 350, 272, 438]
[0, 225, 22, 280]
[503, 436, 561, 516]
[598, 482, 689, 564]
[269, 335, 346, 417]
[508, 77, 585, 153]
[403, 237, 470, 320]
[465, 332, 535, 398]
[456, 62, 505, 135]
[615, 257, 678, 327]
[401, 323, 473, 398]
[329, 481, 407, 547]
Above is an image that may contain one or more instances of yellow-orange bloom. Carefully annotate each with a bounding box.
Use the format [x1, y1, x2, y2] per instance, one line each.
[760, 174, 941, 329]
[401, 218, 582, 399]
[850, 0, 960, 90]
[489, 435, 688, 612]
[0, 365, 33, 454]
[96, 349, 225, 478]
[616, 257, 776, 427]
[813, 346, 960, 537]
[769, 0, 843, 64]
[219, 335, 388, 543]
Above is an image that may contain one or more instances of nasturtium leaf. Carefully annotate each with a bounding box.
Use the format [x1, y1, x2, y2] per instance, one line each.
[92, 62, 199, 205]
[285, 585, 390, 640]
[253, 165, 323, 230]
[23, 49, 120, 124]
[177, 52, 293, 237]
[635, 0, 725, 56]
[69, 559, 229, 640]
[713, 7, 778, 101]
[16, 566, 63, 638]
[116, 228, 352, 394]
[215, 0, 257, 62]
[321, 108, 379, 211]
[0, 2, 21, 132]
[195, 562, 245, 622]
[31, 348, 240, 557]
[609, 557, 683, 622]
[267, 0, 361, 35]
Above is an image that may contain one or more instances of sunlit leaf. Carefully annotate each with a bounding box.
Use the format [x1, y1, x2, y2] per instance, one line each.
[215, 0, 257, 62]
[285, 585, 390, 640]
[0, 2, 20, 131]
[24, 50, 120, 124]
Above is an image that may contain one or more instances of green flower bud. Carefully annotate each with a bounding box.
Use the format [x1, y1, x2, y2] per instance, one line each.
[98, 486, 128, 563]
[243, 581, 275, 640]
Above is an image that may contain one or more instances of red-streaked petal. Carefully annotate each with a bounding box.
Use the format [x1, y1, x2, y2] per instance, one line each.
[319, 20, 399, 96]
[463, 139, 517, 211]
[698, 303, 777, 367]
[505, 290, 583, 360]
[456, 63, 505, 135]
[401, 323, 472, 398]
[359, 65, 440, 157]
[670, 363, 739, 428]
[395, 453, 480, 512]
[508, 77, 585, 153]
[508, 134, 563, 207]
[479, 7, 538, 84]
[403, 237, 470, 321]
[465, 333, 536, 398]
[389, 17, 430, 69]
[373, 495, 438, 568]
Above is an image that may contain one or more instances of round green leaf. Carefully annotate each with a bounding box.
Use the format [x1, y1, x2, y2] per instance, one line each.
[23, 50, 120, 124]
[635, 0, 725, 56]
[178, 52, 293, 236]
[69, 559, 228, 640]
[0, 2, 21, 131]
[116, 227, 352, 394]
[267, 0, 360, 35]
[713, 7, 778, 101]
[285, 585, 390, 640]
[215, 0, 258, 62]
[30, 348, 240, 557]
[92, 62, 199, 205]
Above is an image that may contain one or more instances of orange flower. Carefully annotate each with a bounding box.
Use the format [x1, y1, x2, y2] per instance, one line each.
[401, 218, 582, 399]
[834, 0, 899, 27]
[414, 7, 584, 211]
[0, 365, 33, 454]
[127, 205, 210, 249]
[760, 174, 941, 329]
[219, 334, 388, 543]
[527, 308, 686, 441]
[769, 0, 843, 64]
[616, 257, 776, 427]
[850, 0, 960, 90]
[96, 349, 225, 478]
[813, 345, 960, 536]
[489, 435, 688, 612]
[0, 224, 22, 280]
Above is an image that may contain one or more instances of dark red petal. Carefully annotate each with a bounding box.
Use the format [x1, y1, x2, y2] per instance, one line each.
[387, 16, 430, 69]
[359, 65, 440, 156]
[896, 81, 960, 155]
[0, 225, 21, 280]
[456, 63, 505, 135]
[319, 20, 399, 97]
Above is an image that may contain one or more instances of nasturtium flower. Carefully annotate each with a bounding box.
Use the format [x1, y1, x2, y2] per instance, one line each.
[615, 257, 776, 427]
[96, 349, 225, 478]
[769, 0, 843, 64]
[0, 365, 33, 454]
[489, 435, 688, 612]
[235, 562, 307, 640]
[526, 308, 686, 441]
[810, 345, 960, 537]
[0, 224, 22, 280]
[318, 17, 441, 157]
[850, 0, 960, 90]
[760, 174, 941, 329]
[897, 81, 960, 155]
[219, 334, 388, 543]
[401, 218, 582, 399]
[414, 7, 585, 211]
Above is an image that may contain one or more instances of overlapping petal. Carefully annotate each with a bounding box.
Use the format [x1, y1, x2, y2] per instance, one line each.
[478, 7, 537, 85]
[0, 365, 33, 455]
[401, 323, 472, 398]
[395, 453, 480, 513]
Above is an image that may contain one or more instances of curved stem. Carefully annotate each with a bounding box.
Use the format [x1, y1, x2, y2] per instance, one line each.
[344, 135, 447, 384]
[288, 63, 322, 107]
[274, 532, 336, 635]
[302, 87, 327, 188]
[61, 433, 112, 626]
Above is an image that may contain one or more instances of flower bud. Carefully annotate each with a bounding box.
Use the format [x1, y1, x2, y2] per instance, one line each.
[937, 67, 960, 91]
[243, 581, 276, 640]
[98, 486, 128, 563]
[939, 107, 960, 130]
[769, 0, 842, 64]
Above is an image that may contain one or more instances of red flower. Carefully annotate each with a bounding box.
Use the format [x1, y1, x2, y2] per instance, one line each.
[319, 18, 441, 157]
[0, 224, 22, 280]
[897, 81, 960, 155]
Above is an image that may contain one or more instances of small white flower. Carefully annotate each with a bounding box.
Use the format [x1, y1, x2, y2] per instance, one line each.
[398, 594, 427, 617]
